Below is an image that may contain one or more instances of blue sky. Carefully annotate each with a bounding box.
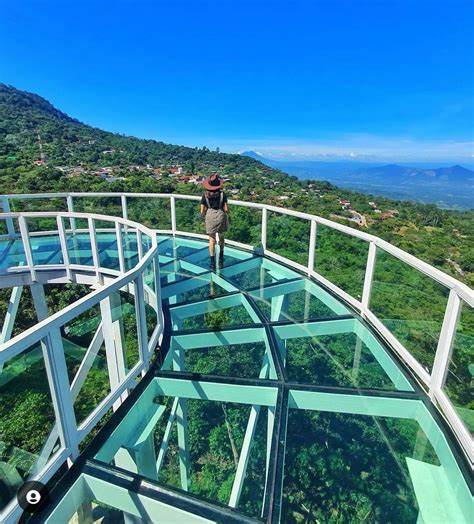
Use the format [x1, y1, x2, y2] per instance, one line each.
[1, 0, 473, 162]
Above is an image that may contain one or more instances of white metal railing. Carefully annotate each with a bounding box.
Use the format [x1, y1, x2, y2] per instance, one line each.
[0, 192, 471, 483]
[0, 210, 164, 524]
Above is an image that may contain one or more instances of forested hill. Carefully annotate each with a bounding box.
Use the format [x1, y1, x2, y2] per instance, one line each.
[0, 83, 287, 185]
[0, 83, 472, 287]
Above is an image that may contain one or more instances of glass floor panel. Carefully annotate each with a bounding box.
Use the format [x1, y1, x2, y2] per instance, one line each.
[164, 327, 277, 379]
[43, 473, 214, 523]
[274, 319, 413, 390]
[220, 256, 300, 291]
[164, 273, 238, 304]
[249, 278, 350, 322]
[160, 259, 209, 289]
[94, 377, 278, 520]
[284, 390, 471, 524]
[169, 293, 261, 331]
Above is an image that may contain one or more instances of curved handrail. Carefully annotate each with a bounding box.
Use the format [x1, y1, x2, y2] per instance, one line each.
[0, 209, 165, 524]
[2, 192, 472, 303]
[0, 211, 160, 363]
[0, 193, 472, 462]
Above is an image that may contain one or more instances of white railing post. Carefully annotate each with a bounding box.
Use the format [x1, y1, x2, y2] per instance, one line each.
[56, 215, 71, 280]
[134, 274, 150, 368]
[66, 195, 76, 232]
[261, 207, 267, 251]
[57, 216, 72, 280]
[99, 294, 128, 411]
[88, 217, 102, 284]
[170, 196, 177, 235]
[18, 215, 36, 281]
[115, 221, 126, 272]
[121, 194, 128, 221]
[361, 241, 377, 312]
[307, 219, 317, 275]
[1, 197, 15, 236]
[152, 232, 164, 331]
[430, 290, 462, 399]
[45, 327, 80, 461]
[30, 282, 79, 461]
[136, 229, 144, 260]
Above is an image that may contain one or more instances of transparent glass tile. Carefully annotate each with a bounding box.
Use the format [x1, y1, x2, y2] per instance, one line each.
[170, 293, 260, 331]
[95, 378, 278, 519]
[273, 319, 413, 391]
[0, 342, 57, 512]
[66, 232, 93, 266]
[220, 256, 300, 291]
[249, 278, 350, 322]
[30, 235, 63, 265]
[370, 248, 449, 372]
[283, 394, 471, 524]
[166, 328, 275, 379]
[443, 301, 474, 434]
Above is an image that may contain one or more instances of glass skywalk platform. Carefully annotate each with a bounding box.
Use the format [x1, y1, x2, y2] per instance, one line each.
[0, 227, 471, 524]
[0, 230, 468, 524]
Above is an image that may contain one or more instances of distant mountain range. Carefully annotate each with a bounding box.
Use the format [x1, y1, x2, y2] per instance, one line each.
[241, 151, 474, 209]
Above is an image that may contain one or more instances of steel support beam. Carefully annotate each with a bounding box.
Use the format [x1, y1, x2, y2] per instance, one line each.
[30, 282, 79, 460]
[361, 241, 377, 312]
[430, 289, 462, 398]
[100, 293, 128, 411]
[0, 285, 23, 344]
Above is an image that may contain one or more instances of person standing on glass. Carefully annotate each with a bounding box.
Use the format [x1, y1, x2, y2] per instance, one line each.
[200, 173, 229, 269]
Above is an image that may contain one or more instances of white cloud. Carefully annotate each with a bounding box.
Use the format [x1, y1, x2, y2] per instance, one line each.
[208, 133, 474, 162]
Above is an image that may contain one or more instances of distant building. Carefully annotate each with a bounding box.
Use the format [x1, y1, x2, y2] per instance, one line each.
[368, 201, 377, 208]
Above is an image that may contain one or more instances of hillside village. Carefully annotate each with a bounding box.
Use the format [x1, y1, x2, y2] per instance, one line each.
[52, 152, 400, 229]
[1, 84, 472, 288]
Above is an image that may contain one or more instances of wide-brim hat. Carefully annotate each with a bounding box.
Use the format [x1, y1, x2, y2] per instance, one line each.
[203, 174, 223, 191]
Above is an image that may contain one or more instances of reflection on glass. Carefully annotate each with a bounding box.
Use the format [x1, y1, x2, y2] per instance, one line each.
[30, 234, 63, 266]
[443, 302, 474, 434]
[249, 278, 350, 323]
[66, 232, 93, 266]
[274, 320, 413, 391]
[0, 343, 57, 512]
[283, 397, 470, 523]
[267, 212, 310, 266]
[166, 328, 275, 379]
[370, 248, 449, 372]
[315, 224, 369, 299]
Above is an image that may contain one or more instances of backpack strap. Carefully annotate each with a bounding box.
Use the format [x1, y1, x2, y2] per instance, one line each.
[205, 194, 211, 208]
[219, 191, 224, 209]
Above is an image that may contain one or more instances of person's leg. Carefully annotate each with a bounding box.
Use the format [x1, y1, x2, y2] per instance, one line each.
[218, 233, 225, 267]
[208, 234, 216, 269]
